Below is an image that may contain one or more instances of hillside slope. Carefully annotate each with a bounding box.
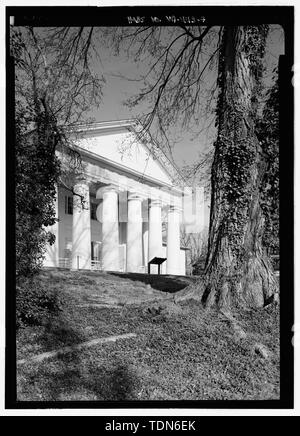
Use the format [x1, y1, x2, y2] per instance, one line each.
[17, 269, 280, 401]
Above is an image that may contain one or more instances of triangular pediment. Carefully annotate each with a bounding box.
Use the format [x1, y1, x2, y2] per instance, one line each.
[71, 121, 178, 186]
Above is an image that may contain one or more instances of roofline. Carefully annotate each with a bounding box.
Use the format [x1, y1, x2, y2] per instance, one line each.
[66, 119, 137, 133]
[67, 119, 185, 184]
[70, 144, 184, 194]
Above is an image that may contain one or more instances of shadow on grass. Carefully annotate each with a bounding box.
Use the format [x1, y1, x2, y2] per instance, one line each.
[26, 311, 138, 401]
[110, 272, 190, 293]
[38, 352, 137, 401]
[41, 321, 86, 350]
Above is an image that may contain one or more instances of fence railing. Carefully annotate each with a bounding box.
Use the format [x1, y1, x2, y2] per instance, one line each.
[58, 258, 72, 269]
[91, 260, 102, 271]
[57, 258, 104, 271]
[56, 257, 146, 273]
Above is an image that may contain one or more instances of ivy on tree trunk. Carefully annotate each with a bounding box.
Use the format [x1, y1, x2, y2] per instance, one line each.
[201, 26, 278, 309]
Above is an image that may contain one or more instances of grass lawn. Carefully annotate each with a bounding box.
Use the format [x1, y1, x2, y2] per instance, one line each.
[17, 269, 280, 401]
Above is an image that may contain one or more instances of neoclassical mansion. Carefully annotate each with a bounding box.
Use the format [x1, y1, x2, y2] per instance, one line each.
[44, 120, 208, 275]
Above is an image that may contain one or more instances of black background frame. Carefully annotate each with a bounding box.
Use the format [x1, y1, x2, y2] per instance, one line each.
[5, 5, 294, 410]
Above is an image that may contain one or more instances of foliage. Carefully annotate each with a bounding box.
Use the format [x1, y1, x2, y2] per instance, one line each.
[243, 25, 269, 81]
[256, 77, 279, 253]
[197, 25, 281, 309]
[12, 26, 105, 278]
[15, 103, 61, 277]
[211, 26, 269, 259]
[16, 277, 64, 328]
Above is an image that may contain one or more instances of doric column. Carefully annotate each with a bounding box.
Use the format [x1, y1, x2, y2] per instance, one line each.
[126, 193, 143, 273]
[72, 182, 91, 270]
[143, 222, 149, 269]
[148, 198, 163, 273]
[167, 204, 181, 275]
[96, 185, 119, 271]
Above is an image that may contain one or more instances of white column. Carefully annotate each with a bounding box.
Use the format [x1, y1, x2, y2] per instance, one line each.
[148, 198, 163, 273]
[183, 186, 205, 233]
[143, 222, 149, 269]
[97, 185, 119, 271]
[72, 182, 91, 270]
[167, 205, 181, 275]
[126, 193, 143, 273]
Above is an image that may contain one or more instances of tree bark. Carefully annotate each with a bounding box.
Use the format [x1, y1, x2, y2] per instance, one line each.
[200, 26, 278, 309]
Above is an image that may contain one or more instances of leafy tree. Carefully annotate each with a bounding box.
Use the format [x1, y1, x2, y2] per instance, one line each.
[12, 26, 104, 277]
[15, 97, 61, 277]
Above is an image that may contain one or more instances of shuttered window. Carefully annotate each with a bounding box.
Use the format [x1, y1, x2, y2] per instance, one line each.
[65, 196, 73, 215]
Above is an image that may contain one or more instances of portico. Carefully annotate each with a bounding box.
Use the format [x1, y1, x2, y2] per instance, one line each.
[43, 120, 206, 275]
[69, 182, 183, 274]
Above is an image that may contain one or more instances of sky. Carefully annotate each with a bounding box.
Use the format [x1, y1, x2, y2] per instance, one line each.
[87, 25, 285, 168]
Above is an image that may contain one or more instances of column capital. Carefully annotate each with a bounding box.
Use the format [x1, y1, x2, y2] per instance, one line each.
[128, 192, 145, 202]
[168, 204, 182, 213]
[149, 198, 162, 208]
[96, 184, 119, 199]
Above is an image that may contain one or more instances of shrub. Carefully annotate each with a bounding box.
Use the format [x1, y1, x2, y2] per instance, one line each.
[16, 278, 64, 328]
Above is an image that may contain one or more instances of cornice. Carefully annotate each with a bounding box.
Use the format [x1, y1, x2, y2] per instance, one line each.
[66, 119, 185, 186]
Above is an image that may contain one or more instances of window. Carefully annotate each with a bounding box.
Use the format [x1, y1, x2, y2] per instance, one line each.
[65, 196, 73, 215]
[91, 202, 97, 220]
[91, 241, 101, 261]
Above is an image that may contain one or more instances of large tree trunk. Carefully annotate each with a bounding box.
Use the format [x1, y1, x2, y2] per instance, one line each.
[200, 26, 278, 309]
